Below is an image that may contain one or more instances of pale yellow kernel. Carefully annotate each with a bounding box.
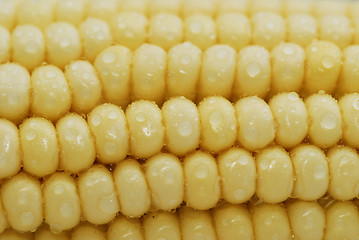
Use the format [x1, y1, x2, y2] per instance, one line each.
[184, 14, 216, 50]
[287, 14, 317, 47]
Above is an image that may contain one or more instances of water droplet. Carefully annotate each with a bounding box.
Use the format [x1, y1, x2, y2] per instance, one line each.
[54, 184, 65, 195]
[124, 29, 133, 37]
[234, 189, 245, 200]
[195, 164, 208, 179]
[181, 55, 191, 65]
[216, 48, 228, 60]
[104, 142, 117, 155]
[18, 192, 28, 204]
[64, 129, 77, 141]
[25, 129, 36, 141]
[25, 41, 38, 53]
[135, 112, 146, 122]
[108, 111, 118, 119]
[265, 217, 273, 225]
[288, 92, 298, 101]
[50, 224, 63, 234]
[60, 38, 70, 48]
[190, 22, 202, 34]
[311, 46, 318, 52]
[178, 121, 192, 137]
[320, 112, 337, 130]
[98, 193, 118, 213]
[209, 111, 223, 132]
[314, 165, 326, 179]
[20, 212, 34, 226]
[60, 202, 73, 218]
[353, 98, 359, 110]
[238, 155, 248, 165]
[71, 63, 79, 70]
[102, 52, 117, 63]
[82, 72, 90, 79]
[164, 171, 175, 184]
[142, 127, 152, 136]
[322, 56, 334, 69]
[46, 70, 57, 78]
[247, 62, 261, 77]
[52, 82, 58, 89]
[260, 159, 271, 170]
[243, 126, 258, 142]
[91, 114, 102, 126]
[283, 45, 296, 55]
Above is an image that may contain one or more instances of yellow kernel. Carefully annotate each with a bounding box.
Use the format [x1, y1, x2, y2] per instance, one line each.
[184, 151, 220, 210]
[287, 200, 325, 240]
[269, 92, 308, 149]
[35, 224, 70, 240]
[0, 63, 30, 124]
[113, 159, 151, 218]
[198, 96, 237, 153]
[108, 216, 143, 240]
[234, 46, 271, 99]
[304, 40, 342, 95]
[252, 12, 286, 50]
[94, 45, 132, 108]
[45, 22, 82, 69]
[65, 61, 102, 114]
[183, 0, 217, 17]
[86, 0, 118, 23]
[0, 26, 10, 63]
[149, 13, 183, 50]
[79, 18, 113, 62]
[217, 148, 256, 204]
[217, 0, 249, 15]
[17, 0, 54, 30]
[31, 65, 71, 122]
[55, 0, 86, 26]
[235, 96, 275, 151]
[336, 45, 359, 96]
[184, 14, 216, 50]
[319, 15, 352, 49]
[148, 0, 181, 16]
[290, 145, 329, 201]
[256, 146, 294, 203]
[132, 44, 166, 104]
[143, 211, 181, 240]
[1, 173, 43, 232]
[213, 203, 254, 240]
[43, 173, 81, 233]
[198, 45, 236, 100]
[284, 0, 314, 15]
[271, 43, 305, 94]
[314, 1, 348, 18]
[0, 0, 17, 30]
[145, 153, 184, 211]
[71, 223, 106, 240]
[56, 114, 96, 173]
[87, 104, 129, 164]
[118, 0, 148, 15]
[287, 14, 317, 47]
[339, 93, 359, 148]
[0, 119, 21, 179]
[162, 97, 200, 156]
[305, 93, 342, 148]
[78, 165, 119, 225]
[166, 42, 201, 101]
[216, 13, 251, 51]
[20, 117, 59, 177]
[250, 0, 283, 16]
[252, 203, 292, 240]
[111, 12, 148, 50]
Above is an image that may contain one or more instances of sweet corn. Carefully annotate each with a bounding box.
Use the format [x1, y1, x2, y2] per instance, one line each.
[1, 0, 359, 238]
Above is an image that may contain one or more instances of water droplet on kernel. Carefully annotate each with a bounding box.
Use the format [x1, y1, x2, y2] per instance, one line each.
[320, 112, 337, 130]
[135, 112, 146, 122]
[65, 129, 77, 141]
[18, 192, 28, 204]
[25, 129, 36, 141]
[243, 126, 258, 142]
[50, 224, 63, 234]
[209, 111, 223, 132]
[195, 164, 208, 179]
[102, 52, 116, 63]
[238, 156, 248, 165]
[178, 121, 192, 137]
[311, 46, 318, 52]
[216, 48, 228, 60]
[322, 56, 334, 69]
[25, 41, 38, 53]
[234, 189, 245, 200]
[20, 212, 34, 226]
[283, 45, 296, 55]
[91, 114, 102, 126]
[314, 165, 326, 179]
[247, 62, 261, 77]
[181, 55, 191, 65]
[108, 111, 118, 119]
[60, 202, 73, 218]
[71, 63, 79, 70]
[265, 217, 272, 225]
[46, 70, 56, 78]
[353, 98, 359, 110]
[60, 38, 70, 48]
[164, 171, 175, 184]
[54, 184, 65, 195]
[260, 159, 271, 170]
[98, 193, 118, 213]
[104, 142, 117, 155]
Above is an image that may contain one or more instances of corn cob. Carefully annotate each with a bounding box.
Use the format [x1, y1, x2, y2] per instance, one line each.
[1, 0, 359, 238]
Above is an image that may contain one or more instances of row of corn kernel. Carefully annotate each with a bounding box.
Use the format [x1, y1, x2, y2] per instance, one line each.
[3, 91, 359, 178]
[1, 199, 359, 240]
[2, 40, 358, 122]
[2, 142, 359, 232]
[1, 0, 359, 31]
[1, 10, 358, 66]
